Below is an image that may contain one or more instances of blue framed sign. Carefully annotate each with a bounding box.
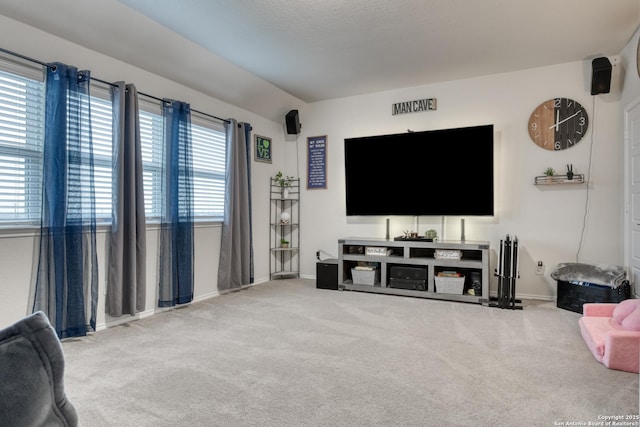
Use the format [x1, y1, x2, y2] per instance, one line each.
[307, 135, 327, 189]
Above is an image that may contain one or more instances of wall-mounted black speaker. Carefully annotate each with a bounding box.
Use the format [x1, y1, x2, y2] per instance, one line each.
[591, 57, 612, 95]
[285, 109, 301, 135]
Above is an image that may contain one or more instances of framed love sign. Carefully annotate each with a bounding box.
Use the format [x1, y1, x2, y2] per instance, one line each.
[255, 135, 272, 163]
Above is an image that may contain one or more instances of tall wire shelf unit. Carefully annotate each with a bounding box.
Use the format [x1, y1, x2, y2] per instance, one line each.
[270, 178, 300, 279]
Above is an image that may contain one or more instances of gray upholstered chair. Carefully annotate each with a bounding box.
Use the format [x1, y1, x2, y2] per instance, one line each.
[0, 311, 78, 427]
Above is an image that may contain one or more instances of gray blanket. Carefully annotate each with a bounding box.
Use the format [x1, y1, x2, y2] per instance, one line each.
[551, 262, 627, 288]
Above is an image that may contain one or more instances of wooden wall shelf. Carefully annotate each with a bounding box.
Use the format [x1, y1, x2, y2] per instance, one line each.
[534, 174, 584, 185]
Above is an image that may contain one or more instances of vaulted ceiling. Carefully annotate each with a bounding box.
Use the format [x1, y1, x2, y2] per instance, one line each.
[0, 0, 638, 122]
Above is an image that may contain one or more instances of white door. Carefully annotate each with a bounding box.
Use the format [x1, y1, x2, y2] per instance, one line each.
[625, 101, 640, 297]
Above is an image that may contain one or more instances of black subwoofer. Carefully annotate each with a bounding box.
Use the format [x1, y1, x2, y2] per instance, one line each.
[316, 259, 338, 290]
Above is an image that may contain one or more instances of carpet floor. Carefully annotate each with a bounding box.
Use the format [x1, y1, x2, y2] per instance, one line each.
[62, 279, 639, 426]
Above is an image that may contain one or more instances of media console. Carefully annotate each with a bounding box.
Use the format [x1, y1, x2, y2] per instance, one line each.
[338, 237, 489, 304]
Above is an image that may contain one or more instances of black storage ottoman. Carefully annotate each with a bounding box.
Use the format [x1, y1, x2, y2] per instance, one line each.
[552, 262, 631, 314]
[556, 280, 631, 313]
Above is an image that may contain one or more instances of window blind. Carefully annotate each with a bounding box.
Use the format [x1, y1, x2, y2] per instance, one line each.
[0, 66, 45, 225]
[88, 87, 113, 221]
[191, 114, 226, 220]
[139, 100, 164, 221]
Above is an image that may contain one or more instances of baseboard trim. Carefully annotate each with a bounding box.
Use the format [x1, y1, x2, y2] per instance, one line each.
[97, 308, 160, 331]
[96, 280, 273, 331]
[305, 274, 557, 302]
[95, 279, 557, 331]
[501, 292, 555, 302]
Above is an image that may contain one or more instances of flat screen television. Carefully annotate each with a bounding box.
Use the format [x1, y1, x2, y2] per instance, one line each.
[344, 124, 494, 216]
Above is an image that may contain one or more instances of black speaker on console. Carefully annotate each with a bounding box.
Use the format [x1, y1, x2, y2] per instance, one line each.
[591, 57, 612, 95]
[285, 109, 301, 135]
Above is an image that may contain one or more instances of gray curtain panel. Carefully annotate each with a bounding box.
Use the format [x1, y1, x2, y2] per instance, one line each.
[217, 120, 253, 291]
[106, 83, 147, 317]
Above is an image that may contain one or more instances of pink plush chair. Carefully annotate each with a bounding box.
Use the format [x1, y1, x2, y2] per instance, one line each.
[579, 299, 640, 373]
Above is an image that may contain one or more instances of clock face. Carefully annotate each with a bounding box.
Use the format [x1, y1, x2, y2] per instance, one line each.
[528, 98, 589, 150]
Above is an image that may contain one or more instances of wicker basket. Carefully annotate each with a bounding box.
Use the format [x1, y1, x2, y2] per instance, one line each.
[435, 276, 465, 294]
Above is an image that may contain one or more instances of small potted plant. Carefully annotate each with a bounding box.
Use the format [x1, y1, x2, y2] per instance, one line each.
[274, 171, 294, 198]
[280, 238, 290, 248]
[544, 167, 555, 182]
[425, 229, 438, 241]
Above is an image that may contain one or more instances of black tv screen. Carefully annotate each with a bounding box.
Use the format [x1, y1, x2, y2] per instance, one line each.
[344, 124, 494, 216]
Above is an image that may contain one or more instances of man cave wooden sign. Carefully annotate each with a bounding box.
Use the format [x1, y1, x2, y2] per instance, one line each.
[392, 98, 437, 115]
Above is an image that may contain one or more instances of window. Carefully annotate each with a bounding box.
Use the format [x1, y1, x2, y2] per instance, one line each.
[0, 53, 227, 227]
[0, 59, 45, 225]
[139, 101, 226, 222]
[191, 113, 226, 221]
[89, 88, 115, 222]
[139, 100, 164, 221]
[0, 60, 115, 226]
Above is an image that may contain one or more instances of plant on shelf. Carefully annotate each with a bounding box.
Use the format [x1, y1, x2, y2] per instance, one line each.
[544, 167, 555, 177]
[280, 238, 290, 248]
[274, 171, 295, 198]
[274, 171, 294, 188]
[425, 229, 438, 241]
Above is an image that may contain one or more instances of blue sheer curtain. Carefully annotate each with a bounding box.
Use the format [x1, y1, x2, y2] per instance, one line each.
[32, 63, 98, 338]
[158, 100, 194, 307]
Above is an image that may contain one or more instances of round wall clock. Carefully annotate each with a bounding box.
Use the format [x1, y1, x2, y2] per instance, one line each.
[527, 97, 589, 151]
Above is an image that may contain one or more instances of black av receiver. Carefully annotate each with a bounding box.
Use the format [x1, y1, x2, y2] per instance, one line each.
[388, 266, 427, 291]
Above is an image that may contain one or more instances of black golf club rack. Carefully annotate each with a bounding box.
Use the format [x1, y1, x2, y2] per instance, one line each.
[487, 234, 523, 310]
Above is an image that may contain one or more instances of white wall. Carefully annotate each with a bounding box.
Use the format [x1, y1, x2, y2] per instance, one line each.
[0, 15, 286, 327]
[0, 14, 635, 329]
[294, 60, 627, 300]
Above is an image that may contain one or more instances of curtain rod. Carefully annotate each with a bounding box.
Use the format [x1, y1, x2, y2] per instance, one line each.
[0, 46, 230, 124]
[136, 91, 230, 124]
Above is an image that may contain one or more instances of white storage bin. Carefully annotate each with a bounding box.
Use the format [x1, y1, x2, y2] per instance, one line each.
[435, 276, 465, 294]
[352, 268, 378, 285]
